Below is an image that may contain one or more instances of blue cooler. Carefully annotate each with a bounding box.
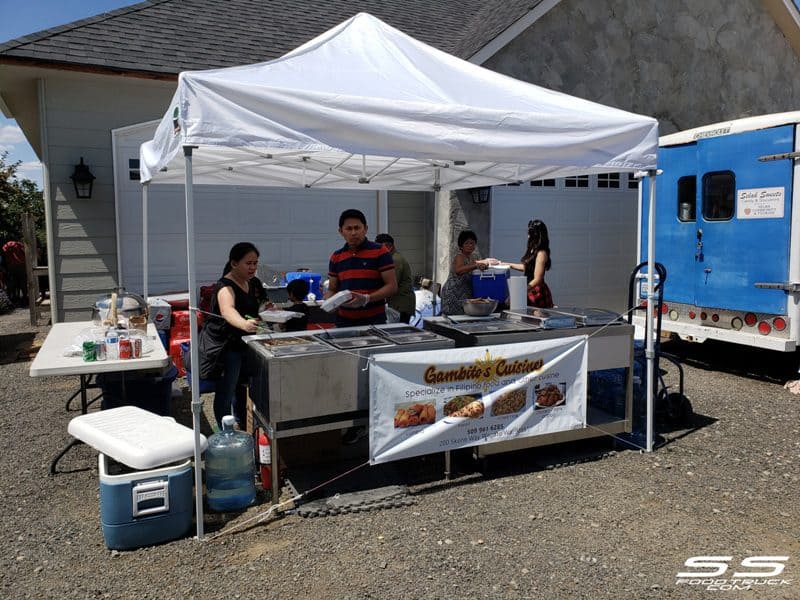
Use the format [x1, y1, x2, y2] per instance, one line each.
[99, 453, 194, 550]
[472, 266, 510, 303]
[285, 271, 322, 300]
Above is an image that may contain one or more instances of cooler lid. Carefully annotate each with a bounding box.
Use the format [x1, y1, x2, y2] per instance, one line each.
[68, 406, 207, 470]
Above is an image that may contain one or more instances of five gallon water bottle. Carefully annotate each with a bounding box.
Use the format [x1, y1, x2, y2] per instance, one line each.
[205, 416, 256, 512]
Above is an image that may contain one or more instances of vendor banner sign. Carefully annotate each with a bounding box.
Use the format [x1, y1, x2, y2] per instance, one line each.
[369, 336, 588, 464]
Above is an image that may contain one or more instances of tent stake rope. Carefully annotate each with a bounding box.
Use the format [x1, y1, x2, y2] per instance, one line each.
[208, 459, 371, 541]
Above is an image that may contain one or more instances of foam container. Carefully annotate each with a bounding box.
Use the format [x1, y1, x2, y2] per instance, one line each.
[259, 309, 304, 323]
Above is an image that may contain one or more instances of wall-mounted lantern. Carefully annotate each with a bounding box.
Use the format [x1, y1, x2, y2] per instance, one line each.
[470, 186, 491, 204]
[71, 157, 96, 199]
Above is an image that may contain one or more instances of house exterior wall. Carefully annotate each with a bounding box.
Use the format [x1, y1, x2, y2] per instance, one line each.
[386, 190, 430, 280]
[37, 71, 430, 320]
[483, 0, 800, 133]
[437, 0, 800, 308]
[41, 72, 175, 321]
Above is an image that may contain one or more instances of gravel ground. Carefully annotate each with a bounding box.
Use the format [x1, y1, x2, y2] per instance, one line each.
[1, 307, 799, 599]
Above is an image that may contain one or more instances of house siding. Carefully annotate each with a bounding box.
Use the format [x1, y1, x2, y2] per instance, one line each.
[41, 72, 175, 321]
[386, 191, 429, 280]
[435, 0, 800, 306]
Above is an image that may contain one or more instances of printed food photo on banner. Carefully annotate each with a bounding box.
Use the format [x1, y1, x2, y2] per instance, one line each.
[443, 393, 484, 420]
[393, 402, 436, 428]
[491, 387, 528, 416]
[534, 382, 566, 409]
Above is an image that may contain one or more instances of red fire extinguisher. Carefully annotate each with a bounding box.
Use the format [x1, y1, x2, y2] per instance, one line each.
[257, 428, 271, 490]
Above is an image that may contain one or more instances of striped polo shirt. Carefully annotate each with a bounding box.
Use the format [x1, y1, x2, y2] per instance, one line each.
[329, 239, 394, 324]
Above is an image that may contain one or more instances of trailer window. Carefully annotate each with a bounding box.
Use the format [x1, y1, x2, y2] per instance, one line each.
[702, 171, 735, 221]
[677, 176, 696, 222]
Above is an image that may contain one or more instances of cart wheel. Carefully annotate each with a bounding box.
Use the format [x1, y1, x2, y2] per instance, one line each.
[665, 392, 693, 428]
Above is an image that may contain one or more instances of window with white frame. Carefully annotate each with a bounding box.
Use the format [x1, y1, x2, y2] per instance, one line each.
[564, 175, 589, 188]
[597, 173, 620, 189]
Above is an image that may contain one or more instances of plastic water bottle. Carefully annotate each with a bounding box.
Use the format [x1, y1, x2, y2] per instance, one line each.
[205, 416, 256, 512]
[105, 328, 120, 361]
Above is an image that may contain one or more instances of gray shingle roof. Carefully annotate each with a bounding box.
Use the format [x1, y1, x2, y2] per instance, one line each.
[0, 0, 541, 75]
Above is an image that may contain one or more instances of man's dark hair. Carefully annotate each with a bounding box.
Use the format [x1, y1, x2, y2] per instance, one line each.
[338, 208, 367, 228]
[374, 233, 394, 245]
[287, 278, 309, 300]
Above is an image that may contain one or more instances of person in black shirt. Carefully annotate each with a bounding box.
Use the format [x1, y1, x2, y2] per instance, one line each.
[283, 279, 310, 332]
[198, 242, 268, 428]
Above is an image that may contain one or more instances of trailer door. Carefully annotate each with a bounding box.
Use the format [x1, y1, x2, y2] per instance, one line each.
[641, 143, 698, 305]
[694, 125, 794, 314]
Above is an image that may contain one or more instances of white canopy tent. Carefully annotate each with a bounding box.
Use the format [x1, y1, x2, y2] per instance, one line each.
[140, 12, 660, 540]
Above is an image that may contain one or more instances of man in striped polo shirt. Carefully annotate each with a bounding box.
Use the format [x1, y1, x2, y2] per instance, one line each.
[326, 208, 397, 326]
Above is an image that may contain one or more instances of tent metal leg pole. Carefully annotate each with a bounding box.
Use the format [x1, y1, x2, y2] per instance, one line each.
[184, 146, 205, 540]
[142, 184, 149, 302]
[645, 171, 658, 453]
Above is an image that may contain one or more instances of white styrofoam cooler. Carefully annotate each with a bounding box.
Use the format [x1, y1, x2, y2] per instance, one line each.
[68, 406, 207, 470]
[99, 453, 193, 550]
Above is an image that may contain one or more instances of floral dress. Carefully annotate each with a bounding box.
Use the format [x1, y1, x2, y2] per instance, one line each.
[441, 268, 473, 315]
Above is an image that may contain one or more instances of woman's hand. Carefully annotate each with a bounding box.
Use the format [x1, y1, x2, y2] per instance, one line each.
[242, 317, 260, 334]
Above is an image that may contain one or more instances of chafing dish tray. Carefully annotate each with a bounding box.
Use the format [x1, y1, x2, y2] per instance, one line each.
[313, 329, 393, 350]
[254, 336, 335, 357]
[444, 320, 541, 334]
[372, 325, 444, 344]
[544, 306, 623, 326]
[503, 307, 577, 329]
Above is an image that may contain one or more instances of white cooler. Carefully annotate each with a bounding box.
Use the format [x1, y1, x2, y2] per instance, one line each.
[68, 406, 207, 550]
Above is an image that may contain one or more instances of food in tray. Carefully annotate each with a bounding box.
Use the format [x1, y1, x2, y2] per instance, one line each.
[258, 337, 308, 347]
[534, 383, 565, 408]
[492, 388, 527, 416]
[443, 395, 484, 419]
[394, 402, 436, 428]
[466, 297, 494, 303]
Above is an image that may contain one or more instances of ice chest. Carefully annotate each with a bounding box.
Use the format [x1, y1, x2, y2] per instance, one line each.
[99, 453, 193, 550]
[285, 271, 322, 300]
[472, 266, 510, 303]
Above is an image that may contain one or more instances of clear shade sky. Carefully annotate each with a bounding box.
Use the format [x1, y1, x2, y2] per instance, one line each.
[0, 0, 135, 188]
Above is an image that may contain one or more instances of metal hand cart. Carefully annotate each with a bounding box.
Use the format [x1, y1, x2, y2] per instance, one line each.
[626, 262, 692, 438]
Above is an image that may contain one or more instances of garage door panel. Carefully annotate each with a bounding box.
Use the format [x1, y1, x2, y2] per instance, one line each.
[490, 181, 637, 313]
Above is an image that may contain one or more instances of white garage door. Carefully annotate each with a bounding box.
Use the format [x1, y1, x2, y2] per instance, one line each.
[113, 122, 382, 294]
[490, 175, 639, 313]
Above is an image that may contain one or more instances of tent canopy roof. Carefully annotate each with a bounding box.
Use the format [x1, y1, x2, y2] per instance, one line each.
[140, 12, 658, 190]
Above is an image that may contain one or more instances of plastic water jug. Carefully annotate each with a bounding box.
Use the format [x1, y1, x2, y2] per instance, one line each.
[205, 416, 256, 512]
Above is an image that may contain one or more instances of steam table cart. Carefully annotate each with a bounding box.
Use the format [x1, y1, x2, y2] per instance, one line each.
[29, 322, 170, 473]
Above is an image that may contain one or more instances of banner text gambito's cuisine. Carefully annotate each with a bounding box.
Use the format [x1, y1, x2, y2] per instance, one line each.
[369, 336, 588, 464]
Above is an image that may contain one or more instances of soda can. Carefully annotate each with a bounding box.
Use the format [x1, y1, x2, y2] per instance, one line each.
[119, 339, 132, 359]
[132, 336, 142, 359]
[95, 340, 107, 361]
[82, 340, 96, 362]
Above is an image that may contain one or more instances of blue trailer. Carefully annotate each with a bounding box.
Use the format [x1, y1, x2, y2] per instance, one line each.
[638, 112, 800, 351]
